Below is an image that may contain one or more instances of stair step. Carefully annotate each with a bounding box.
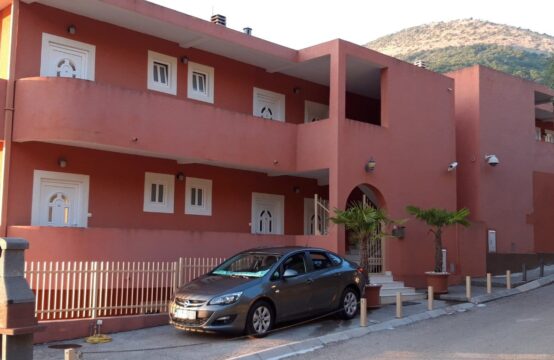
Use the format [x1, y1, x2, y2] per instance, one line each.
[380, 287, 418, 296]
[377, 281, 406, 289]
[380, 292, 426, 304]
[369, 275, 394, 283]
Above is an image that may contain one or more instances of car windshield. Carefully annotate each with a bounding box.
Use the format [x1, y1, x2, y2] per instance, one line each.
[212, 253, 280, 278]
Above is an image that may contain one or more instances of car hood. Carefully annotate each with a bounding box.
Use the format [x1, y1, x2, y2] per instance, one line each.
[176, 274, 260, 300]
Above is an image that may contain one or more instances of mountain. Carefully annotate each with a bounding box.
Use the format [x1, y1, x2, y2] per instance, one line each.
[366, 19, 554, 87]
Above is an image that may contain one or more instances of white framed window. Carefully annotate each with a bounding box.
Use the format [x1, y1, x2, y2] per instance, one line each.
[147, 51, 177, 95]
[31, 170, 90, 227]
[40, 33, 96, 81]
[143, 172, 174, 213]
[304, 100, 329, 123]
[545, 129, 554, 143]
[536, 127, 542, 141]
[185, 177, 212, 216]
[251, 193, 284, 235]
[187, 62, 214, 103]
[253, 87, 285, 122]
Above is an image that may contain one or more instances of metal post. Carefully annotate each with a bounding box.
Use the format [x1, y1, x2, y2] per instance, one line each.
[396, 292, 402, 318]
[486, 273, 492, 294]
[65, 348, 78, 360]
[506, 270, 511, 289]
[90, 261, 98, 319]
[314, 194, 319, 236]
[441, 249, 447, 273]
[465, 276, 471, 300]
[178, 257, 184, 288]
[540, 259, 545, 278]
[360, 298, 367, 327]
[522, 264, 527, 282]
[427, 286, 433, 311]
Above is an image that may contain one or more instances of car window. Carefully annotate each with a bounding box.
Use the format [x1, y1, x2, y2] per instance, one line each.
[327, 253, 343, 266]
[308, 251, 334, 271]
[283, 253, 307, 275]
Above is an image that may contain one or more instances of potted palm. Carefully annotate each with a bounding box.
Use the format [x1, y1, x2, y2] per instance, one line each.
[406, 206, 470, 294]
[331, 201, 394, 308]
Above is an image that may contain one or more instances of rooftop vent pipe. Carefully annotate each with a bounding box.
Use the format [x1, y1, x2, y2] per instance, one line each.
[413, 59, 428, 69]
[211, 14, 226, 26]
[243, 27, 252, 35]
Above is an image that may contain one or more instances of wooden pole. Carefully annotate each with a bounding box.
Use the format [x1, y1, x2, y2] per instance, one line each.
[65, 348, 78, 360]
[396, 292, 402, 318]
[465, 276, 471, 300]
[427, 286, 433, 311]
[360, 298, 367, 327]
[506, 270, 511, 289]
[486, 273, 492, 294]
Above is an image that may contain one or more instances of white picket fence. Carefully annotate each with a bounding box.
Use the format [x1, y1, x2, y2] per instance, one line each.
[23, 257, 225, 321]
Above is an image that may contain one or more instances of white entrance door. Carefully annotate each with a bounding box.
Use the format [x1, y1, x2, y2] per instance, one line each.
[32, 171, 90, 227]
[251, 193, 284, 235]
[40, 33, 96, 80]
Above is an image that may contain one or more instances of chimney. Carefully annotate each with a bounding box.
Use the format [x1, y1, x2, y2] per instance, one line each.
[243, 27, 252, 35]
[210, 14, 226, 26]
[413, 59, 428, 69]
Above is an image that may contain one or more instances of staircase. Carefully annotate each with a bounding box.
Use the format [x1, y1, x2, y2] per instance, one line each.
[370, 272, 426, 304]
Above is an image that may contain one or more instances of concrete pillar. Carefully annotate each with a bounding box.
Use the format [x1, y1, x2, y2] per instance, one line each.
[0, 238, 43, 360]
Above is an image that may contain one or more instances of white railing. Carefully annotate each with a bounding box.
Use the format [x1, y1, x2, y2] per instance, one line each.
[24, 257, 225, 321]
[314, 194, 329, 235]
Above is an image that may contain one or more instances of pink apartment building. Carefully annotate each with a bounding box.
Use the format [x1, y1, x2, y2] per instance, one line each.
[0, 0, 552, 297]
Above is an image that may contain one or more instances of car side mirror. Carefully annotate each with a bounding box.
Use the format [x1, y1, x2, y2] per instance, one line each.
[283, 269, 299, 278]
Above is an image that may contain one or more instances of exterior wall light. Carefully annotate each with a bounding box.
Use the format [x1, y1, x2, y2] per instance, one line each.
[448, 161, 458, 172]
[365, 158, 376, 173]
[180, 56, 189, 64]
[484, 154, 499, 167]
[176, 172, 185, 181]
[293, 186, 300, 194]
[67, 25, 77, 35]
[58, 157, 67, 168]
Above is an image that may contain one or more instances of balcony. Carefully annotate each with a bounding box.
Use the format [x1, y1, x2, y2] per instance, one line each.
[14, 77, 302, 171]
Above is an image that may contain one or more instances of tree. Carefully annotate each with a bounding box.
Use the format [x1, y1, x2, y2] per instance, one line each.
[331, 201, 394, 280]
[406, 206, 470, 273]
[543, 56, 554, 89]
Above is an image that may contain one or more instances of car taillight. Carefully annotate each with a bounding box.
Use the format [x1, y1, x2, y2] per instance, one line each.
[356, 267, 364, 274]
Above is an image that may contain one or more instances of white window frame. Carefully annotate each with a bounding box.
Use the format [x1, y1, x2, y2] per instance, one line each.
[545, 129, 554, 143]
[147, 50, 177, 95]
[187, 62, 215, 103]
[40, 33, 96, 81]
[143, 172, 174, 213]
[31, 170, 90, 227]
[253, 87, 286, 122]
[185, 177, 213, 216]
[251, 192, 285, 235]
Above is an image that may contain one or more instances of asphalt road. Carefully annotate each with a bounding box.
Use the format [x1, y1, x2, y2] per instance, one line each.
[296, 284, 554, 360]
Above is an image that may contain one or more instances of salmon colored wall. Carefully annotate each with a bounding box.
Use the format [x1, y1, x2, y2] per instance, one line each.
[0, 5, 11, 79]
[8, 142, 326, 235]
[15, 3, 333, 124]
[0, 78, 6, 138]
[533, 172, 554, 253]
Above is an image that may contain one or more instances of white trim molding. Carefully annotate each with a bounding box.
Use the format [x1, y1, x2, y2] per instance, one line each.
[185, 177, 213, 216]
[147, 50, 177, 95]
[187, 61, 215, 103]
[143, 172, 175, 213]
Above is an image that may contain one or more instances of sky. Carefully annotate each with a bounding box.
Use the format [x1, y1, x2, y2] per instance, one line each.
[148, 0, 554, 50]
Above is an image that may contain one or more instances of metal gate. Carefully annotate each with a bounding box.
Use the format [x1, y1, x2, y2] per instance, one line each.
[363, 194, 385, 274]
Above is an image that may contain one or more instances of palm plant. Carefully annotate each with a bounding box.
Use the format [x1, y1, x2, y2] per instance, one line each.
[331, 201, 393, 280]
[406, 206, 470, 273]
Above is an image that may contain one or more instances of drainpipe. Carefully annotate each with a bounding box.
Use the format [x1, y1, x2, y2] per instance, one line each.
[0, 0, 20, 236]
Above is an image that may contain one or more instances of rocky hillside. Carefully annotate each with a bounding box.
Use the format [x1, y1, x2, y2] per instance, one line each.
[366, 19, 554, 87]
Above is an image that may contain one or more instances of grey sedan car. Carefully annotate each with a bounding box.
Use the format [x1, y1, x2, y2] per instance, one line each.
[169, 246, 365, 336]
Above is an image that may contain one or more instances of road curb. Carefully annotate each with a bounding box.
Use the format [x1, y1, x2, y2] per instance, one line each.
[229, 274, 554, 360]
[228, 302, 475, 360]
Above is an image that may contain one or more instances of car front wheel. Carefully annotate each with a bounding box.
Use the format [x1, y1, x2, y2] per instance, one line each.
[245, 301, 274, 337]
[339, 288, 359, 320]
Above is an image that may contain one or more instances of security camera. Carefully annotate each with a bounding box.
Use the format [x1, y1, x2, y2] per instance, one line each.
[447, 161, 458, 172]
[485, 155, 499, 167]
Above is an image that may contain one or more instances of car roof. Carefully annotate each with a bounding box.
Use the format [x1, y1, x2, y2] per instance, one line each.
[242, 246, 331, 256]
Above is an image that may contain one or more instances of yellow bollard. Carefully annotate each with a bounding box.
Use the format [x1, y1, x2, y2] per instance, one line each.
[466, 276, 471, 300]
[396, 292, 402, 318]
[360, 298, 368, 327]
[506, 270, 511, 289]
[486, 273, 492, 294]
[427, 286, 434, 311]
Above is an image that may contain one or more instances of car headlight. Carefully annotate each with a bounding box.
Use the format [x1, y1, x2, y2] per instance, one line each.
[208, 292, 243, 305]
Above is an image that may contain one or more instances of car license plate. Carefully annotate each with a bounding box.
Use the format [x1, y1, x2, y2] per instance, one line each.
[175, 308, 196, 320]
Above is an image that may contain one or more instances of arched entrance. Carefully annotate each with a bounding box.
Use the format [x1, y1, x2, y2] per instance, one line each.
[345, 184, 386, 274]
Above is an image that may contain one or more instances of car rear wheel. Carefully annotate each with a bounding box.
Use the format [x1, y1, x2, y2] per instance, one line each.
[245, 301, 274, 337]
[339, 288, 359, 320]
